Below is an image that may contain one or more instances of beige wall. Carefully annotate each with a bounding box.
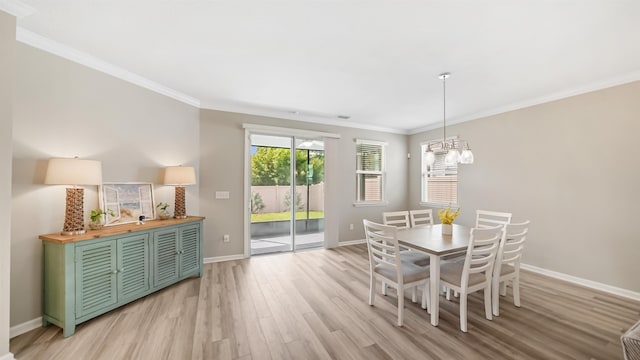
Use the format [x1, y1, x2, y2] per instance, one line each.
[409, 81, 640, 292]
[11, 44, 200, 326]
[1, 9, 16, 358]
[200, 109, 409, 258]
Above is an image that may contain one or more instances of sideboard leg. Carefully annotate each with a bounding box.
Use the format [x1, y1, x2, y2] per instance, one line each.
[63, 324, 75, 337]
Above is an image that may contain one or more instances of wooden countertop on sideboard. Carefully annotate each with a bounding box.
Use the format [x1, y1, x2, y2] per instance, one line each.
[39, 216, 206, 244]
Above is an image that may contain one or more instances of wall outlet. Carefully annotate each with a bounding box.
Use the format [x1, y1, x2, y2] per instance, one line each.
[223, 234, 230, 242]
[349, 224, 354, 230]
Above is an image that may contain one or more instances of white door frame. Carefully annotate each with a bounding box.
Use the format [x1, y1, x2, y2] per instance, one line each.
[243, 124, 340, 258]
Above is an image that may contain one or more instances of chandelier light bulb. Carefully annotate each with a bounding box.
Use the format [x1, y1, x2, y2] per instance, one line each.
[445, 149, 460, 166]
[460, 148, 474, 164]
[425, 148, 436, 166]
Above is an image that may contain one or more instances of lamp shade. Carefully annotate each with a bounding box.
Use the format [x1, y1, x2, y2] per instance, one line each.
[164, 166, 196, 185]
[44, 158, 102, 185]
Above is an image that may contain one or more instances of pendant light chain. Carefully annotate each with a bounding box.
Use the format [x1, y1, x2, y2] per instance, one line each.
[425, 72, 474, 166]
[443, 73, 447, 143]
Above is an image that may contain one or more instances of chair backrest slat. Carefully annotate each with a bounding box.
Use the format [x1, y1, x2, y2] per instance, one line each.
[462, 226, 503, 282]
[494, 221, 529, 275]
[476, 210, 512, 229]
[382, 211, 410, 229]
[409, 209, 433, 228]
[363, 220, 403, 278]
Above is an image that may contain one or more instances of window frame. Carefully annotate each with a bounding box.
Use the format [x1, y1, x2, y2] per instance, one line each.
[420, 138, 459, 208]
[354, 139, 388, 206]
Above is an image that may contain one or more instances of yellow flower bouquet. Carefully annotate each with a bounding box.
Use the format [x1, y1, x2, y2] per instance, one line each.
[438, 207, 460, 225]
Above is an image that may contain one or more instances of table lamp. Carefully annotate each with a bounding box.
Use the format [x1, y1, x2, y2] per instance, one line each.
[163, 166, 196, 219]
[45, 157, 102, 235]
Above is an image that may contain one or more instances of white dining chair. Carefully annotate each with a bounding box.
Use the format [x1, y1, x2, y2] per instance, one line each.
[363, 219, 430, 326]
[382, 210, 430, 302]
[445, 210, 511, 300]
[382, 211, 430, 268]
[439, 225, 503, 332]
[382, 211, 411, 229]
[492, 221, 529, 316]
[475, 210, 512, 229]
[409, 209, 433, 228]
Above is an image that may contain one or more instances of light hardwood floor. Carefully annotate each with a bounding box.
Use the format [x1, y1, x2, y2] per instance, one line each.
[11, 244, 640, 359]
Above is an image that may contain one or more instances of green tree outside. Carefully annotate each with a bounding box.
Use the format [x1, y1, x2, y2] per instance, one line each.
[251, 147, 324, 186]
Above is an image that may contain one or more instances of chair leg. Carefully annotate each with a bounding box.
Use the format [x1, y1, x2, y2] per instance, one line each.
[484, 286, 493, 321]
[460, 292, 468, 332]
[492, 277, 500, 317]
[382, 281, 387, 296]
[412, 287, 417, 303]
[454, 290, 459, 298]
[446, 288, 451, 301]
[369, 274, 375, 306]
[397, 288, 404, 326]
[421, 281, 430, 312]
[500, 281, 507, 296]
[513, 276, 521, 307]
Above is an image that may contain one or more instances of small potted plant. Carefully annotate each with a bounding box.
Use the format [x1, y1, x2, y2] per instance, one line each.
[156, 202, 170, 220]
[438, 207, 460, 235]
[89, 208, 116, 230]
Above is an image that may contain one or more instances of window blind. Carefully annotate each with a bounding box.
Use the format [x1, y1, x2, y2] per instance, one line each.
[356, 140, 386, 203]
[356, 142, 383, 172]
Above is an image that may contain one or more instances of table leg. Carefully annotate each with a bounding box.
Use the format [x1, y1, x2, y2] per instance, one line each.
[430, 255, 440, 326]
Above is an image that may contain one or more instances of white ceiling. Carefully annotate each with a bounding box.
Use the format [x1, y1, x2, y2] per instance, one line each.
[13, 0, 640, 134]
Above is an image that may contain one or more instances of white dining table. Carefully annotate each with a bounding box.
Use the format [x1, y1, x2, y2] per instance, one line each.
[396, 223, 471, 326]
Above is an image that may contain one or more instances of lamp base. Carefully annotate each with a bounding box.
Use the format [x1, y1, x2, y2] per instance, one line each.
[62, 187, 86, 236]
[174, 186, 187, 218]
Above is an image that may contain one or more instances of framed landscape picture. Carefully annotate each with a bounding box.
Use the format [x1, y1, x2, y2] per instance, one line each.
[100, 182, 156, 225]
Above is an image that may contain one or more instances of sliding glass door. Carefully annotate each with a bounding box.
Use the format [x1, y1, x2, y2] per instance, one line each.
[294, 138, 325, 251]
[249, 134, 325, 255]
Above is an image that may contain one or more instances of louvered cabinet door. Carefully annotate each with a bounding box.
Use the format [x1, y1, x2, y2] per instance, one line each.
[179, 224, 201, 277]
[75, 240, 118, 318]
[117, 234, 150, 302]
[153, 229, 180, 287]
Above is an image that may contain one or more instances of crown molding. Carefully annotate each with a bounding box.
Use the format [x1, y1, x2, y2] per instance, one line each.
[16, 27, 201, 108]
[11, 26, 409, 135]
[201, 100, 408, 135]
[0, 0, 35, 18]
[408, 72, 640, 135]
[12, 26, 407, 134]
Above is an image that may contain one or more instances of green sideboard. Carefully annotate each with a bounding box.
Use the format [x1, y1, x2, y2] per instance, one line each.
[40, 216, 205, 337]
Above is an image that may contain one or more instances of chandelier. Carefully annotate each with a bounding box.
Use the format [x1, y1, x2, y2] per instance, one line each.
[424, 72, 474, 166]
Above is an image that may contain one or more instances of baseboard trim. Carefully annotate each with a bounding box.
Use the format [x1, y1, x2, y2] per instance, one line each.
[203, 254, 247, 264]
[521, 263, 640, 301]
[0, 352, 16, 360]
[338, 239, 366, 246]
[10, 317, 42, 338]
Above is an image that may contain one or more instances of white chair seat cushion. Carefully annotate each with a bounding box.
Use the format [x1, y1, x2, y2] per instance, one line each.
[400, 250, 430, 267]
[374, 262, 429, 284]
[440, 261, 486, 287]
[500, 264, 515, 276]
